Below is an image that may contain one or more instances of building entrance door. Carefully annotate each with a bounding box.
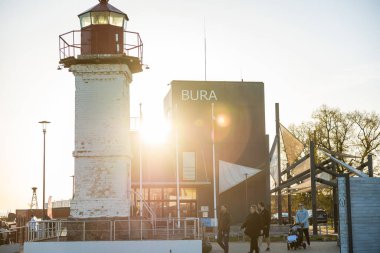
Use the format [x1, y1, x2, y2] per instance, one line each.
[133, 187, 197, 218]
[180, 201, 197, 218]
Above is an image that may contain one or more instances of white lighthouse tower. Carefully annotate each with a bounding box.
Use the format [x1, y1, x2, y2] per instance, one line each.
[59, 0, 143, 219]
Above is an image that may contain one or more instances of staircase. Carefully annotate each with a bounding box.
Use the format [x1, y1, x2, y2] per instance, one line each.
[130, 190, 157, 230]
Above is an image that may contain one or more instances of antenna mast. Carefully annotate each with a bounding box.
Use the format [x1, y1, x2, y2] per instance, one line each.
[30, 187, 38, 209]
[204, 17, 207, 81]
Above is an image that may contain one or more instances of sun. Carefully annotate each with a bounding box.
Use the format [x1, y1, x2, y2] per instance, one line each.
[140, 115, 171, 145]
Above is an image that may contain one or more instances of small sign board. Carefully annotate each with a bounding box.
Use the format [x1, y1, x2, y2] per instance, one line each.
[210, 218, 218, 227]
[200, 218, 211, 227]
[200, 217, 218, 227]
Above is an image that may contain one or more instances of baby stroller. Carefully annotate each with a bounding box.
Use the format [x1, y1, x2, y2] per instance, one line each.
[287, 223, 306, 250]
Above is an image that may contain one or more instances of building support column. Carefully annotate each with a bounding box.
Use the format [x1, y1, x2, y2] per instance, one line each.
[275, 103, 282, 225]
[310, 140, 318, 236]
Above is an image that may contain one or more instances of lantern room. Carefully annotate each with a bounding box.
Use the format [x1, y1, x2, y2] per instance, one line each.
[79, 0, 128, 55]
[59, 0, 143, 73]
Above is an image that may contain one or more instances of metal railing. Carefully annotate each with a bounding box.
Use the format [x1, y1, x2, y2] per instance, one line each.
[59, 30, 143, 63]
[131, 190, 157, 220]
[59, 30, 81, 60]
[27, 221, 62, 242]
[0, 226, 27, 245]
[130, 190, 157, 237]
[26, 218, 200, 242]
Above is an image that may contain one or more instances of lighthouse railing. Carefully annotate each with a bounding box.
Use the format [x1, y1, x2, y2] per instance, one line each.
[59, 30, 143, 64]
[59, 30, 82, 60]
[123, 30, 143, 64]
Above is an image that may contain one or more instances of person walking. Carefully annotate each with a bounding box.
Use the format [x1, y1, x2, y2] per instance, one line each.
[258, 202, 271, 251]
[28, 214, 37, 240]
[295, 203, 310, 246]
[217, 205, 231, 253]
[241, 205, 263, 253]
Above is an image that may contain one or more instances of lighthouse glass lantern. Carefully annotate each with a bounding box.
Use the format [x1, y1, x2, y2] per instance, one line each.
[78, 0, 128, 55]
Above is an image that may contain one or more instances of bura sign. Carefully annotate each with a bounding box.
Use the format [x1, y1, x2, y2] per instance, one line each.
[181, 90, 218, 101]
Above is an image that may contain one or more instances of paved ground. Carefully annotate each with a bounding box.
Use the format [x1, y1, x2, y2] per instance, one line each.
[211, 241, 339, 253]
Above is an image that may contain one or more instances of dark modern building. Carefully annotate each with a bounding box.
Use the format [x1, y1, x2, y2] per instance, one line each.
[130, 81, 269, 223]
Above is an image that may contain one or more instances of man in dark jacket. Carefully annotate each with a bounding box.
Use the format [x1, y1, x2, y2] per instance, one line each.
[241, 205, 263, 253]
[259, 202, 271, 251]
[217, 205, 231, 253]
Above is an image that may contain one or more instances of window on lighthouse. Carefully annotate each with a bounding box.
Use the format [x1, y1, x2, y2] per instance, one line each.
[110, 13, 124, 27]
[79, 12, 125, 28]
[80, 13, 91, 27]
[91, 11, 110, 25]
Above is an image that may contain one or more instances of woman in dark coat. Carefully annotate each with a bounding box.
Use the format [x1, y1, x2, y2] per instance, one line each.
[241, 205, 263, 253]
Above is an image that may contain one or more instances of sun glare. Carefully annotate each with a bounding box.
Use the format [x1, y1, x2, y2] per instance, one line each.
[140, 116, 171, 144]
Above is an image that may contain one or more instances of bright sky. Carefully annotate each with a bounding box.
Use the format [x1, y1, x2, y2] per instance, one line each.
[0, 0, 379, 213]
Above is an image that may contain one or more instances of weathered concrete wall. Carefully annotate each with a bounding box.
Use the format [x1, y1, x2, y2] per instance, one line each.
[70, 64, 132, 218]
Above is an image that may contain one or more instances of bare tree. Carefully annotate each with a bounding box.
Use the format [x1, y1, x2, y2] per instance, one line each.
[288, 105, 380, 175]
[288, 121, 313, 155]
[351, 111, 380, 167]
[312, 105, 354, 156]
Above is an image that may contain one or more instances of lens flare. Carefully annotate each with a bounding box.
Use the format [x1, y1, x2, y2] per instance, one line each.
[216, 114, 230, 127]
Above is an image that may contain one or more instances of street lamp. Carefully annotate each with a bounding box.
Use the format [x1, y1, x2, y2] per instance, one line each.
[244, 173, 249, 211]
[244, 173, 254, 212]
[39, 120, 50, 220]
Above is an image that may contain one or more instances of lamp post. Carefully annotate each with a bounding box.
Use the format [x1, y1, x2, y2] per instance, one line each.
[39, 120, 50, 220]
[211, 103, 217, 226]
[244, 173, 249, 211]
[139, 103, 143, 239]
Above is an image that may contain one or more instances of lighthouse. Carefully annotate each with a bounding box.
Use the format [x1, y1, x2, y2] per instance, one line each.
[59, 0, 143, 219]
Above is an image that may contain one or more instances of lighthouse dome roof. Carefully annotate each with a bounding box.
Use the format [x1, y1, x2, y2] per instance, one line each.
[78, 0, 129, 21]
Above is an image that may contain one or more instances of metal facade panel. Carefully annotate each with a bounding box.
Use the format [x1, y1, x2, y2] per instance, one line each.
[350, 178, 380, 253]
[338, 177, 348, 253]
[339, 177, 380, 253]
